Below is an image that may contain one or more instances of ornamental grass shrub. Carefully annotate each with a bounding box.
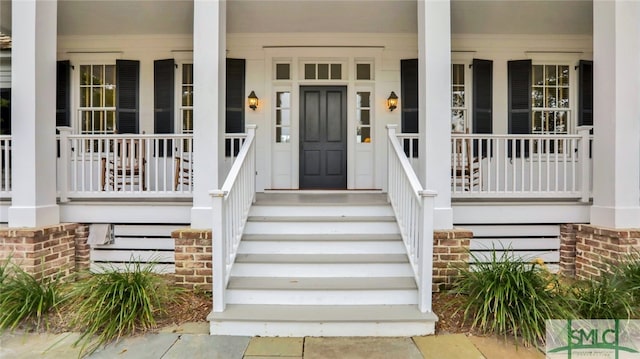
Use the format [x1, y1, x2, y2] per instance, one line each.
[0, 260, 65, 332]
[69, 261, 179, 355]
[569, 274, 633, 319]
[451, 250, 573, 346]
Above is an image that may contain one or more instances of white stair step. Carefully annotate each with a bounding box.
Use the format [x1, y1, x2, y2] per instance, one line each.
[230, 262, 414, 278]
[243, 221, 400, 236]
[242, 233, 402, 241]
[208, 304, 437, 337]
[234, 253, 409, 263]
[225, 288, 417, 305]
[248, 205, 395, 221]
[237, 240, 406, 255]
[228, 276, 417, 290]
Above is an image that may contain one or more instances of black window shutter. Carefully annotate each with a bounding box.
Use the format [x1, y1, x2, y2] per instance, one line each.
[472, 59, 493, 157]
[508, 59, 532, 157]
[116, 59, 140, 134]
[400, 59, 419, 134]
[401, 59, 419, 157]
[226, 58, 245, 156]
[56, 60, 71, 127]
[154, 59, 175, 156]
[578, 60, 593, 127]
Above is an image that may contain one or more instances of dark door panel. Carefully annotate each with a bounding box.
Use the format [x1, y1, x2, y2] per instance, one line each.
[299, 86, 347, 189]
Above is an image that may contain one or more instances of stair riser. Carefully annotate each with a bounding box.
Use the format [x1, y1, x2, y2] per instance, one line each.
[237, 241, 406, 255]
[243, 221, 400, 236]
[209, 321, 436, 337]
[230, 263, 415, 278]
[249, 205, 395, 219]
[226, 289, 418, 305]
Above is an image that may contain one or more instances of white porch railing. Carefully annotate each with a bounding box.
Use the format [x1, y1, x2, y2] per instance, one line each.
[0, 135, 10, 197]
[211, 125, 257, 312]
[399, 126, 593, 201]
[56, 129, 248, 199]
[387, 125, 436, 313]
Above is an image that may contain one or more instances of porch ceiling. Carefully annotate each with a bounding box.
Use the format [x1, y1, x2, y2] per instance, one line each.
[1, 0, 592, 37]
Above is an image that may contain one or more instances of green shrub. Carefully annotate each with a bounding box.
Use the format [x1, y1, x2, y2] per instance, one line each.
[569, 274, 632, 319]
[69, 262, 178, 355]
[451, 251, 572, 346]
[613, 251, 640, 308]
[0, 264, 64, 332]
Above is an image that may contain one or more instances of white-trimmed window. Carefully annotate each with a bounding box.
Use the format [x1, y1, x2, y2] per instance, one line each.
[180, 63, 194, 134]
[355, 62, 373, 81]
[303, 63, 343, 80]
[531, 64, 570, 135]
[275, 91, 291, 143]
[78, 64, 116, 134]
[451, 63, 467, 133]
[356, 91, 372, 143]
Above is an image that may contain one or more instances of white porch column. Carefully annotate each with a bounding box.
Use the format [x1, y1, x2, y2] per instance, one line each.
[590, 0, 640, 228]
[8, 0, 59, 227]
[191, 0, 226, 228]
[418, 0, 453, 229]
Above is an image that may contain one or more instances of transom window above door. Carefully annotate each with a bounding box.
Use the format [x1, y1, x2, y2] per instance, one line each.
[303, 63, 343, 80]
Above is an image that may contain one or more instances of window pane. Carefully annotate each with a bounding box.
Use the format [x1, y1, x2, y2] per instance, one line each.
[92, 65, 104, 85]
[80, 65, 91, 85]
[277, 92, 290, 108]
[453, 86, 465, 107]
[559, 65, 569, 86]
[452, 64, 464, 85]
[183, 86, 193, 106]
[532, 111, 542, 132]
[106, 111, 116, 132]
[357, 127, 371, 143]
[359, 110, 370, 125]
[357, 92, 370, 108]
[80, 87, 90, 107]
[318, 64, 329, 79]
[559, 88, 569, 108]
[105, 65, 116, 87]
[545, 65, 557, 85]
[330, 64, 341, 79]
[276, 63, 290, 80]
[452, 110, 465, 132]
[305, 64, 315, 79]
[105, 88, 115, 107]
[276, 109, 291, 126]
[183, 64, 193, 85]
[276, 127, 290, 143]
[93, 88, 103, 107]
[183, 109, 193, 132]
[533, 65, 544, 86]
[545, 87, 557, 107]
[356, 64, 371, 80]
[532, 87, 543, 107]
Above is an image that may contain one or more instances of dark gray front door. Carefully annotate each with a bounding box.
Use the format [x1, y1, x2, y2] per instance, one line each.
[299, 86, 347, 189]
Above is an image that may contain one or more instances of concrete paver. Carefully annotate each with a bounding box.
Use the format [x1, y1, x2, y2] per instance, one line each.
[304, 337, 423, 359]
[413, 334, 485, 359]
[0, 332, 84, 359]
[158, 322, 210, 334]
[164, 334, 250, 359]
[244, 337, 304, 357]
[87, 333, 180, 358]
[468, 335, 544, 359]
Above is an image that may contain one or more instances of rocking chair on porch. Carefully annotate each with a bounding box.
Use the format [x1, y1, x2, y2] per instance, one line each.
[174, 156, 192, 190]
[101, 138, 147, 191]
[452, 131, 481, 191]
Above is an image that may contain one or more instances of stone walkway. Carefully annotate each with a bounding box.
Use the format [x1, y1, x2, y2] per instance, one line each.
[0, 323, 544, 359]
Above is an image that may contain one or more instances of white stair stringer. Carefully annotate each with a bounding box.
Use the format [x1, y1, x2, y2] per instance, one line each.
[208, 194, 437, 337]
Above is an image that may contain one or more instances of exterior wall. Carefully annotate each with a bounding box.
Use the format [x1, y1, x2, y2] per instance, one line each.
[432, 228, 472, 292]
[0, 223, 78, 281]
[560, 224, 640, 280]
[172, 228, 212, 291]
[56, 33, 593, 195]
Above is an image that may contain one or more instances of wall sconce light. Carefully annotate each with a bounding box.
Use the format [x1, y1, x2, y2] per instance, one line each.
[387, 91, 398, 111]
[248, 91, 259, 111]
